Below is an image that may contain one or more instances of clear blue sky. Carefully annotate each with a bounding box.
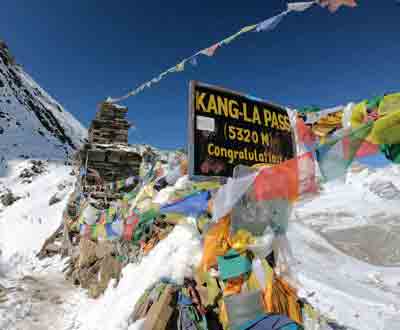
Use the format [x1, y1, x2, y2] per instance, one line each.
[1, 1, 399, 149]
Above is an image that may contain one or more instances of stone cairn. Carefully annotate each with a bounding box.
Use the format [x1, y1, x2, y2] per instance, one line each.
[76, 102, 142, 207]
[38, 102, 143, 298]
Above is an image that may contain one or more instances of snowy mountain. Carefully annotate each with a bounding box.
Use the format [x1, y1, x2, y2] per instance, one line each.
[0, 40, 87, 176]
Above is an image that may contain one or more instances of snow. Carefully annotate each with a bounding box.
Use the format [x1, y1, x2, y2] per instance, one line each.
[0, 160, 75, 274]
[291, 166, 400, 330]
[0, 160, 82, 330]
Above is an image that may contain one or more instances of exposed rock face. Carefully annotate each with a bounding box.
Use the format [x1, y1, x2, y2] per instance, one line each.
[19, 160, 48, 183]
[0, 189, 20, 206]
[49, 193, 62, 206]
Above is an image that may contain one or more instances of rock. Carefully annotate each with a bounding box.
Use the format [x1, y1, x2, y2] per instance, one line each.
[57, 183, 67, 191]
[19, 160, 47, 183]
[369, 181, 400, 200]
[99, 255, 122, 287]
[50, 295, 63, 305]
[1, 190, 20, 206]
[88, 283, 102, 299]
[76, 260, 101, 289]
[44, 243, 60, 254]
[89, 255, 122, 298]
[78, 239, 97, 268]
[142, 285, 176, 330]
[95, 241, 114, 259]
[49, 193, 62, 206]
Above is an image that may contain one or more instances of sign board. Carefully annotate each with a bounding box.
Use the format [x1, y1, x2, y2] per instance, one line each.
[188, 81, 295, 178]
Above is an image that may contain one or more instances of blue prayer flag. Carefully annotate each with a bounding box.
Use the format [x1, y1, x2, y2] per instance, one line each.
[160, 191, 210, 217]
[189, 57, 198, 66]
[255, 13, 286, 32]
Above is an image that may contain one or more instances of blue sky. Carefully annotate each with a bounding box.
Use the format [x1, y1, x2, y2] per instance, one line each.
[1, 1, 399, 149]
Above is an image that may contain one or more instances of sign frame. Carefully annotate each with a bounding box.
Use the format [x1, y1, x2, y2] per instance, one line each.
[188, 80, 297, 180]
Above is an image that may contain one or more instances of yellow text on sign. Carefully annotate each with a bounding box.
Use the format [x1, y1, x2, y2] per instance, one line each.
[195, 91, 291, 132]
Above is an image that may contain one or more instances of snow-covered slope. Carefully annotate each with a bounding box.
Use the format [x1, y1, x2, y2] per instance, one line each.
[291, 166, 400, 330]
[0, 41, 86, 177]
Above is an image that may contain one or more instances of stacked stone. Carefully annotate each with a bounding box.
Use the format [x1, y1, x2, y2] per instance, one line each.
[88, 102, 131, 145]
[77, 102, 142, 206]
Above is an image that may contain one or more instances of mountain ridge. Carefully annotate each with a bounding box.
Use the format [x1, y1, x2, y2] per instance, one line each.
[0, 40, 87, 176]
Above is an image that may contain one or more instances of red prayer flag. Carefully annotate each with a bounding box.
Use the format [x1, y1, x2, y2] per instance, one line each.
[254, 152, 317, 202]
[318, 0, 357, 13]
[297, 117, 316, 147]
[123, 212, 139, 241]
[342, 138, 380, 159]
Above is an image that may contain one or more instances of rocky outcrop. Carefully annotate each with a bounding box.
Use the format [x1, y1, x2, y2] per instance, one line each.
[0, 189, 20, 206]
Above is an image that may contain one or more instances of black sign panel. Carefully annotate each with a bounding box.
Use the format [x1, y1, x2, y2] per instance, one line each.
[188, 81, 295, 178]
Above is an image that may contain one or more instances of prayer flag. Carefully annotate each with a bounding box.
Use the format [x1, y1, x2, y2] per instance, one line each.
[254, 152, 317, 202]
[160, 191, 210, 217]
[189, 57, 198, 66]
[318, 0, 357, 13]
[201, 43, 219, 57]
[176, 61, 185, 72]
[255, 12, 286, 32]
[287, 1, 316, 12]
[316, 123, 373, 181]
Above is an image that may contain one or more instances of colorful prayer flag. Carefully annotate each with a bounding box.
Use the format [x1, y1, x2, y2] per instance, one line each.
[105, 222, 122, 240]
[97, 224, 107, 240]
[160, 191, 210, 217]
[254, 152, 317, 202]
[189, 57, 198, 66]
[123, 212, 140, 241]
[240, 24, 258, 33]
[297, 117, 317, 148]
[222, 31, 242, 45]
[316, 123, 373, 181]
[201, 43, 219, 57]
[176, 61, 185, 72]
[318, 0, 357, 13]
[287, 1, 316, 12]
[255, 12, 286, 32]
